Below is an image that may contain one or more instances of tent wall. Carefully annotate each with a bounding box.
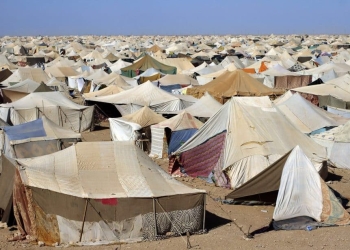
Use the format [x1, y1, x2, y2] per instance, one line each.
[149, 126, 167, 158]
[275, 75, 312, 89]
[14, 185, 205, 245]
[3, 106, 94, 132]
[171, 132, 226, 180]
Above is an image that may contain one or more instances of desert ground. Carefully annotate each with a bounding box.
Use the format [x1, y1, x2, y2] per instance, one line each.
[1, 121, 350, 250]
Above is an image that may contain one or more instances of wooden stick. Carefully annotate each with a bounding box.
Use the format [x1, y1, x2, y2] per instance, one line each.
[153, 198, 157, 237]
[79, 198, 89, 242]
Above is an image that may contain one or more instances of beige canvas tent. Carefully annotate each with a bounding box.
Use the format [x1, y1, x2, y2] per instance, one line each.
[9, 141, 205, 245]
[170, 96, 327, 189]
[0, 92, 94, 132]
[187, 70, 284, 103]
[1, 116, 81, 158]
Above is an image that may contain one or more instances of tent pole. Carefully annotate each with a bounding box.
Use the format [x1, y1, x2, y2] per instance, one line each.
[79, 198, 89, 242]
[203, 194, 206, 231]
[153, 198, 158, 237]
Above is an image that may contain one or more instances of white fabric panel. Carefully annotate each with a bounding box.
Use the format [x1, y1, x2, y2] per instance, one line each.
[226, 154, 281, 189]
[109, 118, 141, 141]
[327, 106, 350, 119]
[276, 93, 347, 134]
[263, 75, 275, 88]
[149, 126, 165, 158]
[273, 146, 323, 221]
[57, 215, 143, 245]
[330, 143, 350, 169]
[68, 77, 78, 89]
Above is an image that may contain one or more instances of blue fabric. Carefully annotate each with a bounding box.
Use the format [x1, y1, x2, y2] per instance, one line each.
[160, 84, 182, 93]
[3, 119, 46, 141]
[168, 129, 197, 154]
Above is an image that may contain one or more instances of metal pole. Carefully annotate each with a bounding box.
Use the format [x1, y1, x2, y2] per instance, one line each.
[79, 198, 89, 242]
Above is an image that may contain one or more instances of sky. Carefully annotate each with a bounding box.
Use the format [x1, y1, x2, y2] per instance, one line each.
[1, 0, 350, 36]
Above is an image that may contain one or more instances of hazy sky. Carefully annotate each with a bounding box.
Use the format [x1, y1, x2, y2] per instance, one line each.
[1, 0, 349, 36]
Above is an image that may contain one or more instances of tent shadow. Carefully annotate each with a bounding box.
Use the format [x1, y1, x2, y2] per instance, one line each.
[326, 172, 342, 182]
[92, 125, 109, 131]
[205, 210, 231, 231]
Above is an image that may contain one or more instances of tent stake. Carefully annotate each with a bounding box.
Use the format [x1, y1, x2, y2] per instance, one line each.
[79, 198, 89, 242]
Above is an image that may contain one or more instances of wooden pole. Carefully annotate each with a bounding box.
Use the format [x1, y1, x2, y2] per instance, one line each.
[153, 198, 158, 237]
[203, 194, 206, 231]
[79, 198, 89, 242]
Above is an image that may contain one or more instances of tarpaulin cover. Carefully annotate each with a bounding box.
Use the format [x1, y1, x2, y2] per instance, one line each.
[4, 119, 46, 141]
[160, 84, 182, 93]
[273, 146, 350, 226]
[168, 129, 197, 155]
[121, 55, 176, 78]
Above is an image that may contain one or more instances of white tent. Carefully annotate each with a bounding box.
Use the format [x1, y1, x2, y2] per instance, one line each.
[0, 92, 94, 132]
[171, 96, 327, 189]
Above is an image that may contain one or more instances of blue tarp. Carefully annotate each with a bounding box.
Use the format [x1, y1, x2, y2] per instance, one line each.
[160, 84, 182, 93]
[3, 119, 46, 141]
[168, 128, 197, 154]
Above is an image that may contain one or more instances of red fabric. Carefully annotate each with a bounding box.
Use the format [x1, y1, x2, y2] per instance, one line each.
[179, 132, 227, 178]
[96, 198, 118, 206]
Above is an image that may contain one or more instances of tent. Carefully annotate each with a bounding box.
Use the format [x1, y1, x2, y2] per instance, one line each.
[1, 116, 81, 158]
[109, 106, 166, 152]
[276, 92, 348, 134]
[292, 74, 350, 109]
[165, 92, 222, 118]
[85, 81, 187, 114]
[311, 120, 350, 169]
[187, 70, 284, 103]
[83, 85, 124, 98]
[121, 54, 177, 77]
[9, 141, 205, 245]
[1, 68, 50, 87]
[226, 146, 350, 230]
[0, 92, 94, 132]
[170, 96, 327, 189]
[158, 74, 198, 87]
[0, 155, 16, 226]
[150, 111, 203, 158]
[1, 79, 41, 103]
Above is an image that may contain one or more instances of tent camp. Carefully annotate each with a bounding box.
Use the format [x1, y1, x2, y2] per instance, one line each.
[1, 116, 81, 158]
[186, 70, 284, 103]
[0, 92, 94, 132]
[7, 141, 205, 245]
[226, 146, 350, 230]
[121, 54, 177, 77]
[170, 96, 327, 189]
[150, 111, 203, 158]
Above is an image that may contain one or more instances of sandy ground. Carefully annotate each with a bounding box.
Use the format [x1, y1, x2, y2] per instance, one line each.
[1, 122, 350, 250]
